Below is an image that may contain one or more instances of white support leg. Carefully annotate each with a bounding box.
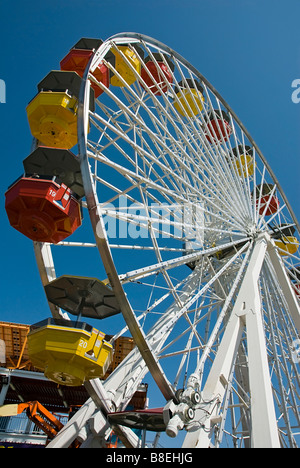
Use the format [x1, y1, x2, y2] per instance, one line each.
[245, 241, 280, 447]
[183, 234, 280, 448]
[33, 242, 69, 320]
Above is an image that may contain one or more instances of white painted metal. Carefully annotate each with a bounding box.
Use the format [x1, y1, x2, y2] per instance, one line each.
[28, 33, 300, 448]
[183, 234, 280, 448]
[267, 240, 300, 333]
[0, 373, 10, 406]
[243, 237, 280, 447]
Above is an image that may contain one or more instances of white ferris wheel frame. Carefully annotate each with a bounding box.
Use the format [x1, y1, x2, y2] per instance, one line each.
[29, 33, 300, 449]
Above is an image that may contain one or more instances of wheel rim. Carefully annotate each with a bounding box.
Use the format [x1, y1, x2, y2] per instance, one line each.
[30, 33, 300, 447]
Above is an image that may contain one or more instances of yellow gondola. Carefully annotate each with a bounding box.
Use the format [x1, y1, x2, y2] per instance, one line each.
[26, 70, 93, 149]
[27, 319, 113, 386]
[110, 45, 143, 87]
[26, 91, 78, 149]
[173, 79, 205, 117]
[231, 145, 256, 178]
[274, 236, 299, 256]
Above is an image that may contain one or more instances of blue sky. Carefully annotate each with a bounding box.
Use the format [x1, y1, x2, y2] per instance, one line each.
[0, 0, 299, 448]
[0, 1, 299, 326]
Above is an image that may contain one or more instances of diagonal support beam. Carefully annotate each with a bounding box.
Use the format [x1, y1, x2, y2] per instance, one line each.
[267, 240, 300, 334]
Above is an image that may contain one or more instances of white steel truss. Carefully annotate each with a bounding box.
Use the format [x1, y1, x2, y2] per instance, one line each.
[25, 33, 300, 448]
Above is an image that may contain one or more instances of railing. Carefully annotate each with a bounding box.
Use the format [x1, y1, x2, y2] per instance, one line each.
[0, 413, 69, 435]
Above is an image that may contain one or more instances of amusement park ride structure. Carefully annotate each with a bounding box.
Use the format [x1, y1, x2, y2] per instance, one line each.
[2, 33, 300, 448]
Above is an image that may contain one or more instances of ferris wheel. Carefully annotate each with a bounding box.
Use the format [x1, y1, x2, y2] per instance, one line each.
[5, 33, 300, 448]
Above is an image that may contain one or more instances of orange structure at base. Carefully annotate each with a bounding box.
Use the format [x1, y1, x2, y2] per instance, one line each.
[0, 322, 33, 371]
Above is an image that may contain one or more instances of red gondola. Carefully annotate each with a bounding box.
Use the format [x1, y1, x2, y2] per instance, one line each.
[205, 110, 232, 143]
[5, 177, 82, 244]
[255, 183, 280, 216]
[60, 48, 109, 98]
[141, 53, 174, 95]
